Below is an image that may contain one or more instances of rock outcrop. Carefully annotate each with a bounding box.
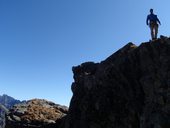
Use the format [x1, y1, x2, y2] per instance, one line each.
[0, 94, 21, 128]
[5, 99, 68, 128]
[64, 36, 170, 128]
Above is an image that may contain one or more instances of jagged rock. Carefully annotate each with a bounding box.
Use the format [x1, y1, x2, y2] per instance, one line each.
[63, 36, 170, 128]
[5, 99, 68, 128]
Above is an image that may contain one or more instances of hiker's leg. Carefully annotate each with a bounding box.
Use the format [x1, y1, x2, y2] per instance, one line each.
[153, 27, 156, 39]
[155, 25, 158, 39]
[150, 27, 154, 40]
[149, 23, 154, 40]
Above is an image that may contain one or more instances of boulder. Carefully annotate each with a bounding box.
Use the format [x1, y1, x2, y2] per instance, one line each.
[5, 99, 68, 128]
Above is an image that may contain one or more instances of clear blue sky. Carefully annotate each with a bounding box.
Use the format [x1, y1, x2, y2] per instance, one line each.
[0, 0, 170, 106]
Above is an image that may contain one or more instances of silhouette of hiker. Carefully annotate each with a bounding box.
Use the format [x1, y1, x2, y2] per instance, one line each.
[146, 9, 161, 40]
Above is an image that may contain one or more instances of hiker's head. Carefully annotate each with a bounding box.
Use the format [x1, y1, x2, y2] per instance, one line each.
[150, 9, 153, 14]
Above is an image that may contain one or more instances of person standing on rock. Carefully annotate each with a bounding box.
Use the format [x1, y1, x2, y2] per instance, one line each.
[146, 9, 161, 40]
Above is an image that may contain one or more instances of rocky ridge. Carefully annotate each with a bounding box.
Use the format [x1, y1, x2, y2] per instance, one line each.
[5, 99, 68, 128]
[4, 36, 170, 128]
[64, 36, 170, 128]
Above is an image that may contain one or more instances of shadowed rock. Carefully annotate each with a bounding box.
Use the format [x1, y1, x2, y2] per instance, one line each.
[0, 104, 8, 114]
[63, 36, 170, 128]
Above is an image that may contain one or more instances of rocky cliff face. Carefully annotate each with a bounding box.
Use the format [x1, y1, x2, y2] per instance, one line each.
[5, 99, 68, 128]
[0, 94, 21, 128]
[0, 95, 21, 109]
[64, 36, 170, 128]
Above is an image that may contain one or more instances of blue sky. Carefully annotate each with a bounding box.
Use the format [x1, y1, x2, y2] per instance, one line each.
[0, 0, 170, 106]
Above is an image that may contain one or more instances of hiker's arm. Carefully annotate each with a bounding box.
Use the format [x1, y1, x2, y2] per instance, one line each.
[146, 16, 149, 25]
[157, 18, 161, 25]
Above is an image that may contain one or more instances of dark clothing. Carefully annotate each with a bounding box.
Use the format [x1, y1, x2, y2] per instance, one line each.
[146, 14, 161, 26]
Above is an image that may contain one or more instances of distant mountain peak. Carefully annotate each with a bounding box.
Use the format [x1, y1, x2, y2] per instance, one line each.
[0, 94, 22, 128]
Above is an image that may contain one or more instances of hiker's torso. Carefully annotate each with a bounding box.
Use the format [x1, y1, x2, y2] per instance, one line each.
[147, 14, 158, 23]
